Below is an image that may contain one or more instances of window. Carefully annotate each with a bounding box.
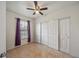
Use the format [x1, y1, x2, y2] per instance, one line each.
[20, 20, 28, 40]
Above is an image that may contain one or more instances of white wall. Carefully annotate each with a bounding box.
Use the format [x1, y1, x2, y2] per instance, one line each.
[30, 18, 36, 42]
[35, 4, 79, 57]
[0, 2, 6, 55]
[6, 10, 35, 50]
[35, 23, 41, 43]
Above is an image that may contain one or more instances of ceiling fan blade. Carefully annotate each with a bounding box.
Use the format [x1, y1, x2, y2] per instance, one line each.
[40, 7, 48, 10]
[33, 12, 35, 15]
[39, 12, 43, 15]
[27, 8, 34, 10]
[34, 1, 38, 8]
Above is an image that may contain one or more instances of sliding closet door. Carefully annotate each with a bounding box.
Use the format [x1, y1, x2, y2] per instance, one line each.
[48, 20, 58, 50]
[41, 22, 48, 45]
[60, 19, 70, 53]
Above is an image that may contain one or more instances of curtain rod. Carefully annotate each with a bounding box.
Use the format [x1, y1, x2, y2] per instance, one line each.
[15, 17, 30, 22]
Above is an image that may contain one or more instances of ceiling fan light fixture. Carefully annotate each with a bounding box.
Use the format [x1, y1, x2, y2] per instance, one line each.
[36, 11, 39, 14]
[27, 1, 48, 15]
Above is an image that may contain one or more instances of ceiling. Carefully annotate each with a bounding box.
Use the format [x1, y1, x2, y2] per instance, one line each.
[6, 1, 79, 18]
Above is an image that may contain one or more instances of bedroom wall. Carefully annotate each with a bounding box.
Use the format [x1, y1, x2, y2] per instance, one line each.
[0, 2, 6, 55]
[6, 10, 35, 50]
[35, 4, 79, 57]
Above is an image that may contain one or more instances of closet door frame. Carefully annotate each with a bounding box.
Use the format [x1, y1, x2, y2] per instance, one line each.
[40, 22, 49, 45]
[58, 16, 71, 54]
[48, 20, 58, 50]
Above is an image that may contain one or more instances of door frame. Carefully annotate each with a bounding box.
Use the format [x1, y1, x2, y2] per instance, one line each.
[58, 16, 71, 54]
[40, 22, 49, 45]
[40, 22, 42, 43]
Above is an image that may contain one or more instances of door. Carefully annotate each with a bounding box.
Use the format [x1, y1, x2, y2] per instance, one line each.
[41, 22, 48, 45]
[48, 20, 58, 50]
[60, 18, 70, 53]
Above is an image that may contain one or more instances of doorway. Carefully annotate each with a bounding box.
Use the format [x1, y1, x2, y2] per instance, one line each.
[59, 17, 70, 54]
[41, 22, 48, 46]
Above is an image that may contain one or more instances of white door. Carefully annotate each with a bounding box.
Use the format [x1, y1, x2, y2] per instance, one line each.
[48, 20, 58, 50]
[60, 19, 70, 53]
[41, 22, 48, 45]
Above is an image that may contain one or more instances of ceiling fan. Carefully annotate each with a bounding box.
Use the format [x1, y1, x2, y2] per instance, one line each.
[27, 1, 48, 15]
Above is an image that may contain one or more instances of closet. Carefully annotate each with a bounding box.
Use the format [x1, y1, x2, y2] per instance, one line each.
[59, 18, 70, 53]
[36, 17, 70, 53]
[36, 20, 58, 50]
[41, 22, 48, 45]
[48, 20, 58, 50]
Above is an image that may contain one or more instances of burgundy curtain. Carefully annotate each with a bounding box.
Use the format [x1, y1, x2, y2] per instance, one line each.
[15, 18, 21, 46]
[27, 20, 31, 42]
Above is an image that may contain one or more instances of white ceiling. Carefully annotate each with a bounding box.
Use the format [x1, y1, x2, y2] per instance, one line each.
[6, 1, 79, 18]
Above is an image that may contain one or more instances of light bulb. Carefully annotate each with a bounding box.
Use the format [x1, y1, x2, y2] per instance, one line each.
[36, 11, 39, 14]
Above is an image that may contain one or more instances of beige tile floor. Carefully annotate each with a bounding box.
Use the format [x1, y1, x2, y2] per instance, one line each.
[6, 43, 72, 58]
